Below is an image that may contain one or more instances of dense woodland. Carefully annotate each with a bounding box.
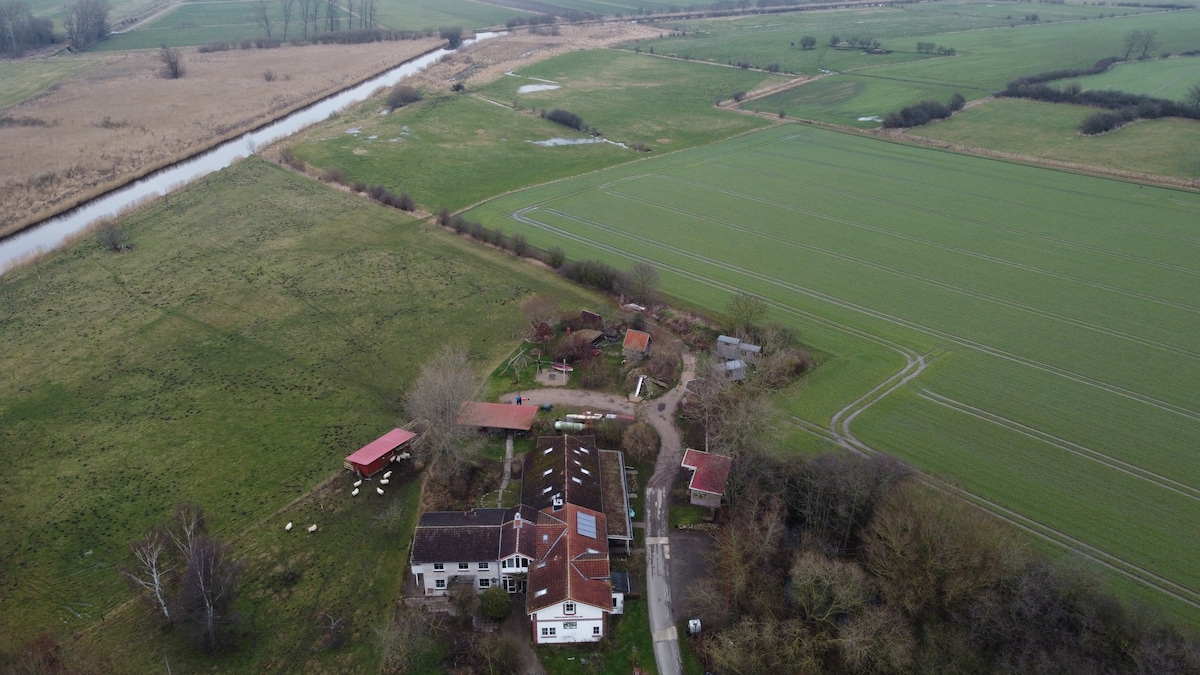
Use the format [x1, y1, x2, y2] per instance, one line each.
[688, 450, 1200, 673]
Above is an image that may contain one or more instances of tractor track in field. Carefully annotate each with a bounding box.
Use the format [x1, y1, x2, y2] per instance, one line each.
[512, 197, 1200, 613]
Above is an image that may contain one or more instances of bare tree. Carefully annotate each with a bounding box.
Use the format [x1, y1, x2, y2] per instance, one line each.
[252, 0, 272, 38]
[618, 261, 660, 305]
[62, 0, 109, 50]
[176, 536, 240, 652]
[168, 502, 206, 561]
[278, 0, 294, 40]
[123, 529, 174, 622]
[377, 604, 445, 674]
[621, 420, 659, 462]
[1187, 82, 1200, 111]
[296, 0, 311, 38]
[325, 0, 339, 32]
[726, 291, 767, 335]
[158, 44, 185, 79]
[96, 220, 127, 251]
[403, 346, 484, 478]
[1136, 29, 1159, 59]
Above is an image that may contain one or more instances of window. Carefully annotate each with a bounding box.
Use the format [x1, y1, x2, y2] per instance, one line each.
[458, 562, 469, 571]
[535, 589, 548, 598]
[478, 562, 489, 570]
[479, 578, 491, 588]
[564, 602, 576, 615]
[432, 563, 444, 571]
[540, 626, 556, 637]
[435, 579, 446, 589]
[564, 622, 577, 630]
[593, 626, 601, 636]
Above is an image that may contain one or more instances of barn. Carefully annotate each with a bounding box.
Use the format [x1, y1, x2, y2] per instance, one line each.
[344, 428, 416, 478]
[457, 402, 539, 434]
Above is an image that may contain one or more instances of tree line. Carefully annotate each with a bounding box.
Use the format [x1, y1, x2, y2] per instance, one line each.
[880, 92, 965, 128]
[0, 0, 54, 56]
[688, 451, 1200, 673]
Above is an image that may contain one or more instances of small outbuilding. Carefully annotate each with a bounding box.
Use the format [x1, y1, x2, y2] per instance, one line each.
[344, 428, 416, 478]
[718, 359, 746, 381]
[680, 448, 732, 508]
[622, 329, 652, 359]
[457, 402, 539, 434]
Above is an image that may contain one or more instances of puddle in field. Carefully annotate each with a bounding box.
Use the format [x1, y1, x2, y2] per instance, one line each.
[518, 84, 561, 93]
[858, 116, 883, 122]
[528, 137, 629, 148]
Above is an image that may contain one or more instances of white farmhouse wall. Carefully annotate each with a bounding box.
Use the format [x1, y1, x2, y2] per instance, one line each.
[531, 602, 606, 643]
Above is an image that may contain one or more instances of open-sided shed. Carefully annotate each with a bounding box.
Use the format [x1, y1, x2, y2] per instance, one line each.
[345, 428, 416, 477]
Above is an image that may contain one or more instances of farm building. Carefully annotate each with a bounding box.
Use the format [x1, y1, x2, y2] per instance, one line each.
[715, 334, 761, 363]
[410, 435, 631, 644]
[717, 359, 746, 381]
[579, 310, 604, 330]
[456, 401, 539, 434]
[681, 448, 732, 508]
[344, 428, 416, 478]
[622, 329, 652, 359]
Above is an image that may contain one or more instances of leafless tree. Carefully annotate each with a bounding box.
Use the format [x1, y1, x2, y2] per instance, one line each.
[123, 529, 174, 622]
[403, 346, 484, 478]
[95, 220, 127, 251]
[278, 0, 294, 40]
[252, 0, 272, 38]
[158, 44, 184, 79]
[619, 261, 660, 305]
[168, 502, 206, 561]
[377, 604, 445, 674]
[324, 0, 339, 32]
[1136, 29, 1159, 59]
[1187, 82, 1200, 111]
[296, 0, 311, 38]
[520, 293, 559, 334]
[176, 536, 240, 652]
[621, 420, 659, 462]
[725, 291, 767, 335]
[62, 0, 109, 50]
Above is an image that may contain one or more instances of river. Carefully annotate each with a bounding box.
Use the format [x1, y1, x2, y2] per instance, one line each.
[0, 31, 499, 275]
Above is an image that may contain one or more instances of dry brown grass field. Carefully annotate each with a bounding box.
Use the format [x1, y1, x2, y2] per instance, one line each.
[0, 39, 440, 237]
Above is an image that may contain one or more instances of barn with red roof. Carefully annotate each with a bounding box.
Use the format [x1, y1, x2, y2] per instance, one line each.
[344, 428, 416, 478]
[681, 448, 733, 508]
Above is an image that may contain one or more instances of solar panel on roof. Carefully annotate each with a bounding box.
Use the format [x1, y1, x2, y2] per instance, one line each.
[577, 512, 597, 539]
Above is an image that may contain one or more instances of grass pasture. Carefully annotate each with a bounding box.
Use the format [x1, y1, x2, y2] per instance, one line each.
[0, 156, 602, 665]
[1068, 55, 1200, 102]
[288, 49, 773, 211]
[0, 58, 105, 108]
[909, 98, 1200, 180]
[466, 124, 1200, 627]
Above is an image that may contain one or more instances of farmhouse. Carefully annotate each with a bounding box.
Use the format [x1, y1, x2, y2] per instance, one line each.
[456, 401, 539, 434]
[680, 448, 732, 508]
[622, 329, 652, 359]
[343, 428, 416, 478]
[409, 434, 630, 644]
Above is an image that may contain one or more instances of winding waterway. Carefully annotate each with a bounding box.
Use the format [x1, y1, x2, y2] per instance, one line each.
[0, 32, 499, 275]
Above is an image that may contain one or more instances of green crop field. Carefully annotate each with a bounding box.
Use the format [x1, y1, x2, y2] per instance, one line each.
[909, 98, 1200, 179]
[1068, 55, 1200, 101]
[0, 58, 104, 108]
[466, 124, 1200, 628]
[288, 49, 773, 211]
[0, 157, 602, 666]
[627, 2, 1200, 126]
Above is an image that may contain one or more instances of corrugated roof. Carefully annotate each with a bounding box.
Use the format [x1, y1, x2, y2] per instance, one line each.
[681, 448, 733, 496]
[345, 428, 416, 467]
[622, 329, 651, 353]
[456, 402, 539, 431]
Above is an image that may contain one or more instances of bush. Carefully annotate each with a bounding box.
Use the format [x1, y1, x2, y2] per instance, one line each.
[546, 246, 566, 269]
[561, 259, 622, 292]
[321, 166, 346, 184]
[881, 97, 956, 128]
[387, 84, 421, 109]
[480, 586, 511, 621]
[279, 147, 305, 171]
[510, 233, 528, 257]
[544, 108, 583, 131]
[1080, 111, 1127, 135]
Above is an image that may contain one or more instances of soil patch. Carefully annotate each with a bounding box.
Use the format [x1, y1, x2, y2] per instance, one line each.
[0, 39, 441, 236]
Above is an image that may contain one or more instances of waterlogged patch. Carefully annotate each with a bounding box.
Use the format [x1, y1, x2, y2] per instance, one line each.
[858, 116, 883, 122]
[528, 138, 629, 149]
[345, 127, 362, 135]
[518, 84, 561, 94]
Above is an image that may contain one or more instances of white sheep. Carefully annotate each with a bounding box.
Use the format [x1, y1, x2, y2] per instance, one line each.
[351, 488, 360, 496]
[307, 524, 318, 533]
[353, 479, 362, 487]
[285, 521, 293, 532]
[379, 479, 389, 485]
[376, 487, 384, 496]
[383, 471, 392, 479]
[398, 452, 411, 460]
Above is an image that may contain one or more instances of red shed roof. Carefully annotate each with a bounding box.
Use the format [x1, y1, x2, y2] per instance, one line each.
[457, 402, 539, 431]
[681, 449, 732, 496]
[623, 329, 651, 353]
[346, 428, 415, 467]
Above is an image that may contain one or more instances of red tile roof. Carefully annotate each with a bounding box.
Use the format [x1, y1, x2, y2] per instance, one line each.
[622, 329, 651, 353]
[528, 504, 612, 613]
[345, 428, 415, 467]
[456, 402, 539, 431]
[681, 449, 732, 496]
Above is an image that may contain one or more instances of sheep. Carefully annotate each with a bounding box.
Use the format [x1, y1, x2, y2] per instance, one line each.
[380, 479, 389, 485]
[383, 471, 392, 479]
[307, 524, 318, 533]
[353, 479, 362, 488]
[285, 521, 293, 532]
[352, 488, 360, 496]
[376, 487, 384, 496]
[398, 452, 411, 460]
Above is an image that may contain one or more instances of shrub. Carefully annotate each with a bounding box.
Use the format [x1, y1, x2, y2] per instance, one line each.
[1080, 111, 1127, 135]
[480, 586, 511, 620]
[543, 108, 583, 130]
[321, 166, 346, 184]
[561, 259, 622, 292]
[510, 233, 528, 257]
[546, 246, 565, 269]
[387, 85, 421, 109]
[262, 69, 276, 82]
[622, 421, 659, 462]
[279, 147, 305, 171]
